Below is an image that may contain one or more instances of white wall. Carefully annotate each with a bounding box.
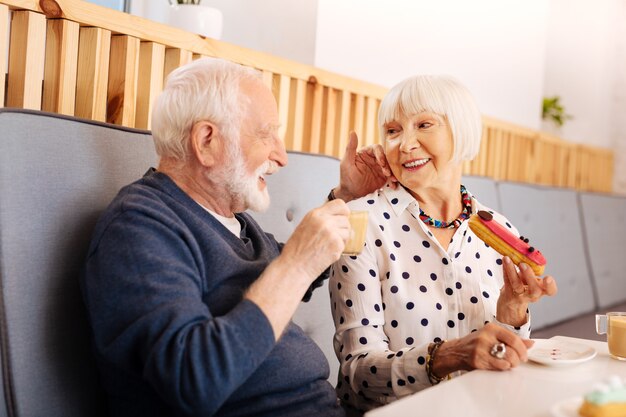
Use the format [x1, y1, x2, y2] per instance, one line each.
[542, 0, 617, 148]
[543, 0, 626, 192]
[314, 0, 550, 130]
[130, 0, 318, 65]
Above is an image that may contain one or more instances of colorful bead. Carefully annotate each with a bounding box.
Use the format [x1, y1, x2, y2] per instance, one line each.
[418, 185, 472, 229]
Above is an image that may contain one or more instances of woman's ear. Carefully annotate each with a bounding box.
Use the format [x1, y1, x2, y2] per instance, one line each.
[189, 121, 220, 167]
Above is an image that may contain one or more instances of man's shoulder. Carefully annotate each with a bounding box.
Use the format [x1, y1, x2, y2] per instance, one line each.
[104, 175, 171, 218]
[88, 173, 182, 245]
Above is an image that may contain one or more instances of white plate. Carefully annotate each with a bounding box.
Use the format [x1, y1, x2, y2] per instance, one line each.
[550, 397, 583, 417]
[528, 338, 597, 366]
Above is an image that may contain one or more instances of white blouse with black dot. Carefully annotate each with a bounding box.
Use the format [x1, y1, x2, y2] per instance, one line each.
[330, 185, 531, 412]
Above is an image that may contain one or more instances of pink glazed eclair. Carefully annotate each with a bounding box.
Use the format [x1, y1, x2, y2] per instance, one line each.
[468, 210, 547, 275]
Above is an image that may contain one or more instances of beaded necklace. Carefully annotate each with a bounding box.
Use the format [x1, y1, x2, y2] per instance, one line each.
[418, 185, 471, 229]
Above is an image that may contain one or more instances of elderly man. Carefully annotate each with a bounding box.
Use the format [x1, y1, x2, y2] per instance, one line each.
[81, 57, 390, 417]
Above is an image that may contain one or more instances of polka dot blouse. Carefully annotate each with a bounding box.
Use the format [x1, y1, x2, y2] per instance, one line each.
[329, 185, 531, 412]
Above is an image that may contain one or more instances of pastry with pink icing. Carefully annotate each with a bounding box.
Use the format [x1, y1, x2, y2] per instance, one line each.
[468, 210, 546, 275]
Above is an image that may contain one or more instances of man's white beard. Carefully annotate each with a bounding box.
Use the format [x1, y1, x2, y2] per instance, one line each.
[224, 142, 271, 213]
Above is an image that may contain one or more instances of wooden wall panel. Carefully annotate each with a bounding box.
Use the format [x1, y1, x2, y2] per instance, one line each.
[107, 35, 140, 126]
[351, 94, 365, 145]
[135, 41, 165, 129]
[286, 78, 306, 152]
[275, 74, 290, 146]
[75, 27, 111, 121]
[336, 90, 352, 158]
[163, 48, 192, 84]
[0, 5, 9, 107]
[7, 10, 46, 110]
[306, 80, 324, 153]
[43, 18, 79, 115]
[364, 96, 378, 147]
[322, 87, 337, 156]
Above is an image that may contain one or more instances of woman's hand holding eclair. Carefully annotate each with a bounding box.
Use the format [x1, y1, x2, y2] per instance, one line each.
[496, 256, 558, 327]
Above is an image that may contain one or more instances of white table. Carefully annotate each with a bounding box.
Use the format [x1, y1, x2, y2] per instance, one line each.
[364, 336, 626, 417]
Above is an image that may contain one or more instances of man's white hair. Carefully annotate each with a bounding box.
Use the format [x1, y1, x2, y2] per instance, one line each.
[378, 75, 482, 163]
[151, 57, 262, 162]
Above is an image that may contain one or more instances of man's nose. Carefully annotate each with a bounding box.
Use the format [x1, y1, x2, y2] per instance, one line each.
[272, 139, 288, 167]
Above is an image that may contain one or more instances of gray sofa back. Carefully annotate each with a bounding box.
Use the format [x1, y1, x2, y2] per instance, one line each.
[578, 192, 626, 308]
[0, 109, 157, 416]
[498, 182, 596, 329]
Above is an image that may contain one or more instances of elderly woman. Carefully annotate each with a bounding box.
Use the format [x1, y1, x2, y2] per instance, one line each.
[329, 75, 558, 414]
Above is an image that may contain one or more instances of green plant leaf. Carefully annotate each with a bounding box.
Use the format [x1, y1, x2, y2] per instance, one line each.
[542, 95, 573, 127]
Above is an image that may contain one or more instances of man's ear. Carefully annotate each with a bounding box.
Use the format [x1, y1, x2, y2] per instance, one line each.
[189, 120, 220, 167]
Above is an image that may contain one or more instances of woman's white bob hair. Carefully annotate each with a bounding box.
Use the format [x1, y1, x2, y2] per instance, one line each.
[378, 75, 482, 163]
[151, 57, 262, 162]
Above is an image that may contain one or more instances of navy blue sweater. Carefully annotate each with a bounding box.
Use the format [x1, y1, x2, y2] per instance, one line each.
[81, 169, 344, 417]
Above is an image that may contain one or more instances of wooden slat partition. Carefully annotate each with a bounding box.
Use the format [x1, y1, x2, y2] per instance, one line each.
[286, 78, 306, 151]
[136, 41, 165, 129]
[43, 18, 79, 114]
[0, 5, 9, 107]
[0, 0, 615, 193]
[75, 26, 110, 121]
[163, 48, 192, 83]
[307, 79, 324, 154]
[107, 34, 139, 126]
[7, 10, 46, 109]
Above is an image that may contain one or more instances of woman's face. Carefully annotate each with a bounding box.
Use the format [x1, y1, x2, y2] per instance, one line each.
[383, 111, 457, 192]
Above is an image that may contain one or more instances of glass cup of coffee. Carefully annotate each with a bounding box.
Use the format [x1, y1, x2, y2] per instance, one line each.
[596, 312, 626, 361]
[343, 211, 368, 256]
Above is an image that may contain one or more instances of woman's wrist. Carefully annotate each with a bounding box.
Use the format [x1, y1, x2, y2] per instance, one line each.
[431, 338, 467, 378]
[328, 186, 355, 203]
[427, 340, 452, 384]
[496, 301, 528, 327]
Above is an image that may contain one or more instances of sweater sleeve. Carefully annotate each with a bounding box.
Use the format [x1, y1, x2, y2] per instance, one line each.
[82, 208, 277, 416]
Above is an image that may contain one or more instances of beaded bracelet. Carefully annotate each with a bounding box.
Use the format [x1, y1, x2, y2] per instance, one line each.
[425, 340, 449, 385]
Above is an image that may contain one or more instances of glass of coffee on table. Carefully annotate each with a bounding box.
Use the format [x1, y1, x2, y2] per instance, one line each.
[596, 312, 626, 361]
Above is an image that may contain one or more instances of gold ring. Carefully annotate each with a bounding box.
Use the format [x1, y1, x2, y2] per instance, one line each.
[513, 285, 528, 296]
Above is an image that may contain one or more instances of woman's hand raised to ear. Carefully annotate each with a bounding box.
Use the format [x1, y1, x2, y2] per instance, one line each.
[332, 131, 398, 202]
[496, 256, 558, 327]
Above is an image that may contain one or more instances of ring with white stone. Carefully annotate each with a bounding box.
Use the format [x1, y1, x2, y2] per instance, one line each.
[490, 342, 507, 359]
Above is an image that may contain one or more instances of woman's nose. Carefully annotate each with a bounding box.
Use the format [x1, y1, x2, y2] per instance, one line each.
[399, 133, 420, 152]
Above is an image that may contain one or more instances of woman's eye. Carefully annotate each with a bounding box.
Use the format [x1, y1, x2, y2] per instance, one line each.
[419, 122, 434, 129]
[386, 128, 399, 135]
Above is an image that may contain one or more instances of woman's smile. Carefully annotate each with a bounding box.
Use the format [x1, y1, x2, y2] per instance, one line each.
[402, 158, 430, 170]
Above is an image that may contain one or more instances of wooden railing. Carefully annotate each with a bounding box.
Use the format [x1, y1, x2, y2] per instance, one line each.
[0, 0, 614, 193]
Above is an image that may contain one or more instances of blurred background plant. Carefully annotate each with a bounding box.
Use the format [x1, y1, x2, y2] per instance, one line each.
[542, 96, 573, 127]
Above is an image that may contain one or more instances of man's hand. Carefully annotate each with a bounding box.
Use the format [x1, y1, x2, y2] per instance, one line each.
[245, 200, 350, 340]
[332, 131, 398, 202]
[279, 199, 351, 280]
